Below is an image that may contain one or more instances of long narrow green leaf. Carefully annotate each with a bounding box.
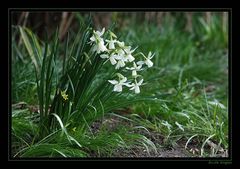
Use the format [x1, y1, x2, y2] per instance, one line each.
[25, 27, 42, 66]
[19, 27, 39, 71]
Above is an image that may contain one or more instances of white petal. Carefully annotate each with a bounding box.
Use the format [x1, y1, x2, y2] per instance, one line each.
[115, 63, 120, 69]
[123, 83, 133, 87]
[148, 51, 152, 58]
[148, 52, 155, 59]
[137, 61, 145, 66]
[133, 62, 137, 68]
[114, 84, 122, 92]
[117, 73, 125, 79]
[132, 70, 137, 76]
[109, 41, 115, 49]
[109, 57, 117, 65]
[129, 86, 135, 90]
[114, 54, 123, 60]
[117, 49, 125, 56]
[119, 60, 125, 67]
[108, 80, 118, 85]
[122, 56, 128, 62]
[90, 36, 96, 42]
[120, 77, 127, 83]
[96, 48, 101, 54]
[131, 47, 137, 53]
[125, 46, 131, 53]
[145, 59, 153, 67]
[135, 86, 140, 94]
[100, 27, 105, 36]
[98, 41, 107, 52]
[100, 54, 109, 59]
[137, 79, 144, 85]
[126, 67, 134, 70]
[95, 28, 104, 37]
[117, 41, 125, 48]
[137, 64, 142, 70]
[92, 45, 97, 52]
[127, 54, 135, 62]
[116, 60, 125, 69]
[95, 32, 101, 36]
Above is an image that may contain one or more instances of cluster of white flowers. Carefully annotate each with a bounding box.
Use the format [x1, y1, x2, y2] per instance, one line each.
[89, 28, 154, 94]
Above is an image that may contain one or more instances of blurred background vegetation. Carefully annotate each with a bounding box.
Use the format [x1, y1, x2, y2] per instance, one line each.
[12, 12, 228, 42]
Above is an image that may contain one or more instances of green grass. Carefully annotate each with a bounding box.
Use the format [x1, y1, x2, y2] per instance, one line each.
[11, 12, 228, 157]
[120, 13, 228, 156]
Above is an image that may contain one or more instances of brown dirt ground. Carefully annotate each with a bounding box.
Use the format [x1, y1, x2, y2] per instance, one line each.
[90, 114, 228, 158]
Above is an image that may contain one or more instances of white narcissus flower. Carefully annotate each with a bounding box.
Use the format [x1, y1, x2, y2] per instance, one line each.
[113, 48, 128, 69]
[90, 28, 105, 42]
[137, 51, 155, 68]
[124, 46, 136, 62]
[115, 59, 126, 69]
[108, 74, 129, 92]
[129, 79, 144, 94]
[117, 49, 125, 57]
[100, 53, 120, 65]
[126, 62, 142, 77]
[90, 28, 108, 54]
[106, 39, 117, 50]
[117, 41, 125, 48]
[92, 41, 107, 54]
[96, 40, 107, 53]
[145, 51, 155, 67]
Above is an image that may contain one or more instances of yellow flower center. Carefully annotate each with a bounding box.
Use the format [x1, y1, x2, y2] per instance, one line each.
[61, 91, 68, 101]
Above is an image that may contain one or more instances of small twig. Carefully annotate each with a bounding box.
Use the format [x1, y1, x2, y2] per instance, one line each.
[59, 12, 74, 41]
[185, 12, 193, 32]
[61, 13, 74, 40]
[59, 12, 68, 40]
[205, 12, 212, 25]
